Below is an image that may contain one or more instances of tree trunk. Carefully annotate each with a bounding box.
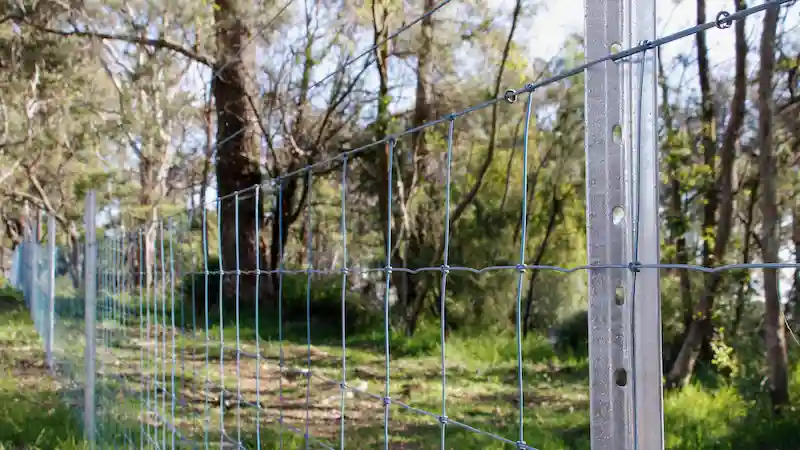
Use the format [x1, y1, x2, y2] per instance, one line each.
[791, 203, 800, 328]
[732, 177, 758, 335]
[757, 3, 789, 411]
[522, 192, 562, 335]
[200, 102, 213, 248]
[213, 0, 263, 308]
[401, 0, 435, 335]
[666, 0, 748, 388]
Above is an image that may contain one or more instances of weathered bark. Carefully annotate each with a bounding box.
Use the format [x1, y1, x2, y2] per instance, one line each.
[522, 191, 562, 335]
[402, 0, 435, 335]
[199, 102, 213, 245]
[757, 4, 790, 410]
[732, 177, 758, 335]
[212, 0, 263, 308]
[659, 51, 693, 341]
[666, 0, 748, 388]
[791, 203, 800, 328]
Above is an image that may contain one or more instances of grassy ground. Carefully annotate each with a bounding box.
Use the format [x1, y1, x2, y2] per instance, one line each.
[0, 290, 87, 450]
[2, 283, 800, 449]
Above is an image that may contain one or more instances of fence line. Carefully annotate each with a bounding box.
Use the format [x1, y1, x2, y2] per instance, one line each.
[6, 0, 799, 449]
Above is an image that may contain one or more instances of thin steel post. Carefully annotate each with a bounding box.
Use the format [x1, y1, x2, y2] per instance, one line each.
[627, 0, 665, 446]
[585, 0, 664, 448]
[84, 191, 97, 448]
[29, 213, 38, 315]
[21, 202, 29, 304]
[47, 215, 56, 371]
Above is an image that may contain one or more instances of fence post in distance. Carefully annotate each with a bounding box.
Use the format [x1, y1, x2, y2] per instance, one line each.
[47, 214, 57, 372]
[84, 191, 97, 448]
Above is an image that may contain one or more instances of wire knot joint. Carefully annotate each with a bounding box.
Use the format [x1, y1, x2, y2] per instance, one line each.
[628, 261, 641, 273]
[715, 10, 732, 29]
[382, 396, 392, 406]
[515, 264, 526, 273]
[440, 264, 450, 274]
[504, 89, 518, 104]
[438, 415, 448, 424]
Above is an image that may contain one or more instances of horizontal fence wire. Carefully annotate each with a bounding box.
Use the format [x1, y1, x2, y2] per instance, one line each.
[5, 0, 799, 449]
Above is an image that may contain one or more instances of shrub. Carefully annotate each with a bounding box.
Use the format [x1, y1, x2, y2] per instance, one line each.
[554, 309, 589, 356]
[180, 258, 379, 337]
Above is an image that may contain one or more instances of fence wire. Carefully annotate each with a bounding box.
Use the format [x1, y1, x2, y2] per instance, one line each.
[7, 0, 800, 449]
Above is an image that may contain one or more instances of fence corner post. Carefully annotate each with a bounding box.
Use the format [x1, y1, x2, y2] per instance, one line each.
[47, 215, 56, 372]
[83, 191, 97, 448]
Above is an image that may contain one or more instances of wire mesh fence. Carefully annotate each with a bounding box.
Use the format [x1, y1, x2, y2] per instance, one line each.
[6, 0, 800, 448]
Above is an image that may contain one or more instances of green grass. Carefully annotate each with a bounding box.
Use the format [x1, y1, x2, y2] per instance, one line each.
[0, 288, 87, 450]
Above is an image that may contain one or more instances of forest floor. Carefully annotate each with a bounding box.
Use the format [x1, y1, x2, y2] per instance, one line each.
[87, 315, 593, 449]
[1, 287, 800, 449]
[0, 294, 86, 450]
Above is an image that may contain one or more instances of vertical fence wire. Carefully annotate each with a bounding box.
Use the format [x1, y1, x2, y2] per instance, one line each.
[514, 92, 535, 447]
[339, 155, 349, 450]
[439, 117, 455, 449]
[160, 221, 168, 448]
[304, 170, 314, 449]
[383, 139, 395, 450]
[169, 222, 178, 449]
[217, 197, 225, 448]
[234, 191, 243, 446]
[278, 181, 286, 450]
[255, 185, 263, 448]
[139, 230, 146, 449]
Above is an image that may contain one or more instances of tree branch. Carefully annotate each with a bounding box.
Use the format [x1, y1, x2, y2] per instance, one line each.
[18, 19, 215, 67]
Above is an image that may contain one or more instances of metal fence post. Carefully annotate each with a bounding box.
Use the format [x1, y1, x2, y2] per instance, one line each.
[28, 215, 37, 314]
[584, 0, 663, 447]
[628, 0, 665, 446]
[47, 214, 57, 372]
[84, 191, 97, 448]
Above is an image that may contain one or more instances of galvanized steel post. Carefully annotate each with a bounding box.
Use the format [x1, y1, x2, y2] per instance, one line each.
[584, 0, 664, 447]
[47, 214, 56, 372]
[84, 191, 97, 448]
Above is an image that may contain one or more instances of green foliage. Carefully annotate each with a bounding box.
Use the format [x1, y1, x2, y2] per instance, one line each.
[181, 257, 380, 337]
[553, 309, 589, 356]
[0, 297, 87, 450]
[0, 283, 23, 307]
[664, 385, 748, 449]
[663, 367, 800, 450]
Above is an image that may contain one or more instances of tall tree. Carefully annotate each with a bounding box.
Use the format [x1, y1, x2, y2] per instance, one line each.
[666, 0, 749, 388]
[757, 2, 790, 410]
[212, 0, 263, 303]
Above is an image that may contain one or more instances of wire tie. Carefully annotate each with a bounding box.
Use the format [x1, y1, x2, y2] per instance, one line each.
[715, 10, 732, 29]
[504, 89, 517, 104]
